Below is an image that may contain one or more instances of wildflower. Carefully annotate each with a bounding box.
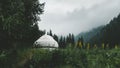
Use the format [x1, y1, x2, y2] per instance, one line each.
[115, 45, 118, 49]
[106, 44, 109, 48]
[79, 42, 82, 48]
[94, 44, 97, 48]
[102, 43, 105, 49]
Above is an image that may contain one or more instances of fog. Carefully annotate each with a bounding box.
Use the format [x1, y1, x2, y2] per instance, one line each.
[39, 0, 120, 35]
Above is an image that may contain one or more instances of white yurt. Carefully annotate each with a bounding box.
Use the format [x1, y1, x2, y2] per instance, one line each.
[34, 34, 59, 48]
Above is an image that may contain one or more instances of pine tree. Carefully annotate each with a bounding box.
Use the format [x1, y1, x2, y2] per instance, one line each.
[49, 30, 53, 36]
[59, 36, 63, 48]
[0, 0, 44, 49]
[71, 34, 75, 44]
[53, 34, 58, 42]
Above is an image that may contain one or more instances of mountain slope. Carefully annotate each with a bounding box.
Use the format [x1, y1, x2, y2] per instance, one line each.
[76, 25, 104, 42]
[76, 13, 120, 47]
[90, 14, 120, 46]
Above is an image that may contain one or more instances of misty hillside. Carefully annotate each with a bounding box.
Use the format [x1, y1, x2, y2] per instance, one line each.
[89, 14, 120, 47]
[76, 13, 120, 47]
[76, 26, 104, 42]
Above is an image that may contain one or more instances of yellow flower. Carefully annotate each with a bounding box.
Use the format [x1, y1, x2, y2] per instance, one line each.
[115, 45, 118, 49]
[79, 42, 82, 48]
[106, 44, 109, 48]
[102, 43, 105, 49]
[94, 44, 97, 48]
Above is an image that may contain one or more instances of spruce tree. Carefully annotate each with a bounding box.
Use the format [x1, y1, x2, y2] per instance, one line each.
[0, 0, 44, 49]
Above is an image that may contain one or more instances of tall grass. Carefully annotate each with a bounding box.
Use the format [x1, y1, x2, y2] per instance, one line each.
[0, 44, 120, 68]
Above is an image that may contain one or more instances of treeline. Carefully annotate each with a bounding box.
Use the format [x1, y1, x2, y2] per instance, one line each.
[46, 30, 75, 48]
[76, 25, 104, 43]
[47, 30, 85, 48]
[0, 0, 45, 49]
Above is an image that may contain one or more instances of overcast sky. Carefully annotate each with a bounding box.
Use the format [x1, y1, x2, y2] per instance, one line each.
[38, 0, 120, 36]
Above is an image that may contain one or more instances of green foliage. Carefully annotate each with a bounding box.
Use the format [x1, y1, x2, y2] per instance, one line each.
[58, 33, 75, 48]
[1, 46, 120, 68]
[0, 0, 44, 49]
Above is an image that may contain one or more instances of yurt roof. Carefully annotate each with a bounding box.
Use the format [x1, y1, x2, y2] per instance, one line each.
[34, 34, 59, 48]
